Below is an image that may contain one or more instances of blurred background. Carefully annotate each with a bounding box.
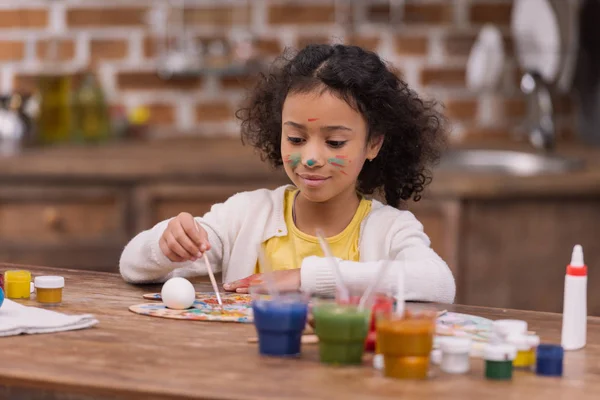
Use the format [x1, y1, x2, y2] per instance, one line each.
[0, 0, 598, 314]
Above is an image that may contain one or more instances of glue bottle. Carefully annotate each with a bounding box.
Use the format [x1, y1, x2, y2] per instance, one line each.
[561, 244, 587, 351]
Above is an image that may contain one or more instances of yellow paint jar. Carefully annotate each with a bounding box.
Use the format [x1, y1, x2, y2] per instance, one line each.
[4, 270, 32, 299]
[34, 276, 64, 305]
[508, 333, 540, 369]
[514, 349, 535, 368]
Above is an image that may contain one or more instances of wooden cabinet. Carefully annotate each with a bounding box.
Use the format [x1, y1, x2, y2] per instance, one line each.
[0, 182, 285, 272]
[407, 198, 461, 279]
[0, 180, 285, 273]
[459, 198, 600, 314]
[410, 196, 600, 314]
[0, 185, 130, 271]
[0, 186, 127, 242]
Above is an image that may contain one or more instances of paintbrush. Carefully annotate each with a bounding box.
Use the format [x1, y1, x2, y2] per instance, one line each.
[358, 259, 391, 311]
[195, 220, 222, 308]
[247, 334, 318, 344]
[256, 243, 280, 299]
[315, 228, 350, 303]
[202, 253, 223, 308]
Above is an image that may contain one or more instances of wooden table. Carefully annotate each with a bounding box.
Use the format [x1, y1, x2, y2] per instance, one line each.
[1, 265, 594, 399]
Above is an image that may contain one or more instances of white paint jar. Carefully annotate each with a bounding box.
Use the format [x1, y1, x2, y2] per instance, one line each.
[440, 337, 472, 374]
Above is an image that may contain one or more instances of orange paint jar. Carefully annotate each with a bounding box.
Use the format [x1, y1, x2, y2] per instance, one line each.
[34, 276, 64, 305]
[376, 309, 436, 379]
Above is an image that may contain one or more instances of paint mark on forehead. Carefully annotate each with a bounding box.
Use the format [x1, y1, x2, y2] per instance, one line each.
[307, 118, 319, 122]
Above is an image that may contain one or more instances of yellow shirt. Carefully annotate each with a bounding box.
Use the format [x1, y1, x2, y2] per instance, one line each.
[256, 188, 372, 273]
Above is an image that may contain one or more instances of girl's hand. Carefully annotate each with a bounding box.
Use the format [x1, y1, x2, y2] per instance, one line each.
[159, 212, 211, 262]
[223, 269, 301, 294]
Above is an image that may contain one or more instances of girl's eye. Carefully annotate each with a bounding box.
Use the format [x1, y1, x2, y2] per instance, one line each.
[287, 136, 304, 145]
[327, 140, 347, 148]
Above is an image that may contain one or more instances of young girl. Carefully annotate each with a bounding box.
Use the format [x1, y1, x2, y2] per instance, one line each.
[120, 44, 455, 303]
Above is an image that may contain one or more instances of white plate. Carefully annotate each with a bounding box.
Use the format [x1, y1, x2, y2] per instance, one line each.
[551, 0, 581, 92]
[511, 0, 561, 83]
[466, 24, 505, 91]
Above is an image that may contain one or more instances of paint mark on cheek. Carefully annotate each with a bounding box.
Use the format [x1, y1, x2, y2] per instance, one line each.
[285, 153, 302, 168]
[327, 155, 351, 175]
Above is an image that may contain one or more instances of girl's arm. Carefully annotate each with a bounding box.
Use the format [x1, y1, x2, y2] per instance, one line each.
[300, 215, 456, 304]
[119, 204, 229, 284]
[385, 215, 456, 303]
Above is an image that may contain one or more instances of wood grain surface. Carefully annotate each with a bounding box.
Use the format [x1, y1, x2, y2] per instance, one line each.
[0, 264, 593, 399]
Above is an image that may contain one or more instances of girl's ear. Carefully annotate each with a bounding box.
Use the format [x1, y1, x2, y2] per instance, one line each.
[366, 134, 384, 161]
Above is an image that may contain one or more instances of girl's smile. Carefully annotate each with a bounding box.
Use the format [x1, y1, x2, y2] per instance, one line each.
[296, 173, 331, 188]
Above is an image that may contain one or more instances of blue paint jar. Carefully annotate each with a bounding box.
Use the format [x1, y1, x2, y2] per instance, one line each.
[252, 293, 309, 357]
[536, 344, 564, 377]
[0, 286, 4, 308]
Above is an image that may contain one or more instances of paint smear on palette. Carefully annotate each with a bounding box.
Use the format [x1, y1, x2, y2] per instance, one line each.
[285, 153, 301, 168]
[435, 312, 493, 342]
[143, 292, 252, 304]
[202, 298, 236, 305]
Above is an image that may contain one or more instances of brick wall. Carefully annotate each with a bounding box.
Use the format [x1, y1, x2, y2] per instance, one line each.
[1, 0, 575, 142]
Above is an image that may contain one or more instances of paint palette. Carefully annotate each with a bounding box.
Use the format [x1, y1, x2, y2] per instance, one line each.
[134, 291, 494, 340]
[130, 293, 256, 323]
[436, 312, 493, 342]
[129, 302, 253, 323]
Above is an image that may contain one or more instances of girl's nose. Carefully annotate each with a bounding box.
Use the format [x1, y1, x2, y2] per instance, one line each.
[303, 156, 323, 168]
[302, 141, 325, 168]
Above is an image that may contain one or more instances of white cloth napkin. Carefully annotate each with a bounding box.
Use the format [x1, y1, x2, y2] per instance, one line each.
[0, 299, 98, 337]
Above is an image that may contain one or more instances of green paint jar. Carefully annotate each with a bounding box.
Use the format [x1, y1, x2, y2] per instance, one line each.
[313, 302, 370, 365]
[484, 344, 517, 380]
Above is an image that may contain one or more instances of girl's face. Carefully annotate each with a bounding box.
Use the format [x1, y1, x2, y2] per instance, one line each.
[281, 90, 382, 203]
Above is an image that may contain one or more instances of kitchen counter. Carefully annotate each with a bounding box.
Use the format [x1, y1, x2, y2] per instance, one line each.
[0, 138, 598, 198]
[0, 138, 288, 185]
[428, 141, 600, 199]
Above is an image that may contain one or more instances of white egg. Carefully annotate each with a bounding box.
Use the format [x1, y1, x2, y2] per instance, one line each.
[161, 277, 196, 310]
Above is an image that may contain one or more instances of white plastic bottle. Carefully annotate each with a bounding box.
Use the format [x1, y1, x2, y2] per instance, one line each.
[561, 244, 587, 350]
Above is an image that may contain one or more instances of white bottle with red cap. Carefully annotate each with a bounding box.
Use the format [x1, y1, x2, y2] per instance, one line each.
[561, 244, 587, 350]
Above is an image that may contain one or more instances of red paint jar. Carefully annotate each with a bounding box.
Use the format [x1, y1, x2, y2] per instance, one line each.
[365, 294, 394, 352]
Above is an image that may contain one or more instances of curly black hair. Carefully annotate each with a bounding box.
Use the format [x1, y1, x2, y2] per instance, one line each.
[236, 44, 447, 207]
